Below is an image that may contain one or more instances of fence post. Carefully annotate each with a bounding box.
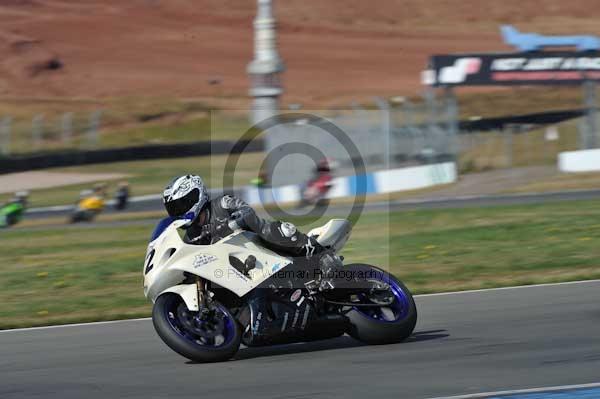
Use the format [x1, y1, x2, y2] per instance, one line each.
[578, 119, 586, 150]
[0, 117, 11, 156]
[504, 125, 513, 168]
[402, 98, 420, 159]
[351, 101, 372, 168]
[373, 97, 391, 170]
[61, 112, 73, 146]
[87, 109, 102, 148]
[424, 88, 441, 164]
[444, 87, 459, 159]
[583, 80, 598, 149]
[32, 114, 44, 150]
[524, 126, 532, 166]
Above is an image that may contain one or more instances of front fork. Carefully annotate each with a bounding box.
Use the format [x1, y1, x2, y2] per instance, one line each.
[196, 277, 206, 307]
[196, 277, 217, 320]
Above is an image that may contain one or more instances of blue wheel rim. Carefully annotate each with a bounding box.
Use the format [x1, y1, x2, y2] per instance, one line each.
[164, 297, 235, 348]
[355, 275, 411, 323]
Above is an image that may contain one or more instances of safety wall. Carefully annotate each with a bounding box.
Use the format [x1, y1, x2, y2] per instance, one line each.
[243, 162, 457, 206]
[558, 149, 600, 172]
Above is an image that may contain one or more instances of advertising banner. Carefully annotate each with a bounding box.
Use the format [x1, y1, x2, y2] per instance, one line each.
[427, 52, 600, 86]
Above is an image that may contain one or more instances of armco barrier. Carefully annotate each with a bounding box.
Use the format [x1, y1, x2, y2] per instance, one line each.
[558, 149, 600, 172]
[243, 162, 457, 206]
[0, 140, 263, 174]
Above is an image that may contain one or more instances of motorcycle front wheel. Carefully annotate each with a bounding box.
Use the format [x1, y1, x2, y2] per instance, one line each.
[343, 264, 417, 345]
[70, 210, 93, 223]
[152, 294, 241, 363]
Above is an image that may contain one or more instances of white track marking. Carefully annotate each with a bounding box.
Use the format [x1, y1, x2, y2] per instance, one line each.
[2, 279, 600, 333]
[27, 194, 161, 213]
[0, 317, 150, 334]
[415, 278, 600, 298]
[387, 188, 600, 207]
[428, 382, 600, 399]
[27, 204, 73, 213]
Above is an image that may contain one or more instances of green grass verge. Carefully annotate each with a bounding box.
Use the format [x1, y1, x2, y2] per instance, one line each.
[0, 152, 265, 208]
[457, 117, 580, 173]
[506, 171, 600, 194]
[2, 200, 600, 329]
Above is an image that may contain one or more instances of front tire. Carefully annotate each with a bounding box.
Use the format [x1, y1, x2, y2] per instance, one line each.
[5, 213, 18, 226]
[152, 294, 241, 362]
[344, 264, 417, 344]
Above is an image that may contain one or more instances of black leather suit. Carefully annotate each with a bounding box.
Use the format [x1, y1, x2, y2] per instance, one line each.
[184, 195, 322, 260]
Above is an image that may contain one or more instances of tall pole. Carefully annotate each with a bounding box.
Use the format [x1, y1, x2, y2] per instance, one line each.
[583, 80, 598, 149]
[247, 0, 285, 125]
[373, 97, 391, 170]
[444, 87, 459, 159]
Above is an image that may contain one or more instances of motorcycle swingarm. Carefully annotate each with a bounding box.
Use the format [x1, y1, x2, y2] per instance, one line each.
[324, 299, 391, 307]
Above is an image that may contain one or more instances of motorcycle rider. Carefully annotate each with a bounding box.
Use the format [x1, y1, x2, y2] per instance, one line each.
[0, 191, 28, 227]
[162, 174, 348, 292]
[312, 158, 334, 187]
[13, 191, 29, 208]
[71, 185, 106, 223]
[299, 157, 335, 208]
[114, 181, 130, 210]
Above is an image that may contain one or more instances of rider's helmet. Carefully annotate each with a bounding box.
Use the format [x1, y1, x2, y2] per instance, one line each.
[316, 158, 329, 173]
[14, 191, 29, 206]
[317, 157, 338, 173]
[93, 182, 107, 197]
[79, 189, 92, 199]
[162, 175, 209, 223]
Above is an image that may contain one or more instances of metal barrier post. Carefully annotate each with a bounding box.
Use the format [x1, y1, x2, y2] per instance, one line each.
[61, 112, 73, 146]
[373, 97, 391, 170]
[403, 99, 420, 159]
[352, 101, 372, 169]
[87, 109, 102, 148]
[423, 87, 438, 162]
[32, 114, 44, 150]
[0, 117, 11, 156]
[444, 87, 459, 158]
[504, 125, 514, 168]
[583, 80, 598, 149]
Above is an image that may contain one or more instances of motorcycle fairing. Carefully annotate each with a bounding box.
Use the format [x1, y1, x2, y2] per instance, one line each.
[143, 220, 293, 304]
[150, 216, 174, 241]
[243, 289, 316, 346]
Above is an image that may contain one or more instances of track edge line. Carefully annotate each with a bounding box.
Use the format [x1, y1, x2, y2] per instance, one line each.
[427, 381, 600, 399]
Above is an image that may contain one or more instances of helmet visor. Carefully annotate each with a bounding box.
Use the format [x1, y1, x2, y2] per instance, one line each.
[164, 188, 200, 218]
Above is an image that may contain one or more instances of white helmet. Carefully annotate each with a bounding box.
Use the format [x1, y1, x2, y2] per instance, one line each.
[162, 175, 209, 222]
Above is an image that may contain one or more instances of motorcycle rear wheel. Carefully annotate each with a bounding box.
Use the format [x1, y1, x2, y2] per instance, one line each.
[344, 264, 417, 345]
[152, 294, 241, 363]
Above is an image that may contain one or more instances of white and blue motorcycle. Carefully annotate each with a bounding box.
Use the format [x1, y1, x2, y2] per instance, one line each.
[143, 217, 417, 362]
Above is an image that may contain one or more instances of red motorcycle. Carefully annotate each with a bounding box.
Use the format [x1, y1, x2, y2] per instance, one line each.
[298, 159, 334, 208]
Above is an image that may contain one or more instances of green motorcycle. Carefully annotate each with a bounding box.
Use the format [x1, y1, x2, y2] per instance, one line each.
[0, 201, 25, 228]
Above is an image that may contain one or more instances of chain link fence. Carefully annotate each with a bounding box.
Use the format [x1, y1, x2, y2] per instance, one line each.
[0, 110, 103, 156]
[2, 93, 599, 182]
[265, 92, 458, 187]
[265, 89, 600, 185]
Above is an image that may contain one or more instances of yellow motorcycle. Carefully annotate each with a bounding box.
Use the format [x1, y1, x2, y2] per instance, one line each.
[70, 194, 105, 223]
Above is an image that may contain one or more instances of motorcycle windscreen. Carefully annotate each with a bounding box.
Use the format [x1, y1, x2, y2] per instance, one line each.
[150, 217, 175, 241]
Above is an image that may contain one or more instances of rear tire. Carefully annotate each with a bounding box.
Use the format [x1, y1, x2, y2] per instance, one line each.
[315, 198, 330, 208]
[344, 264, 417, 345]
[152, 294, 241, 363]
